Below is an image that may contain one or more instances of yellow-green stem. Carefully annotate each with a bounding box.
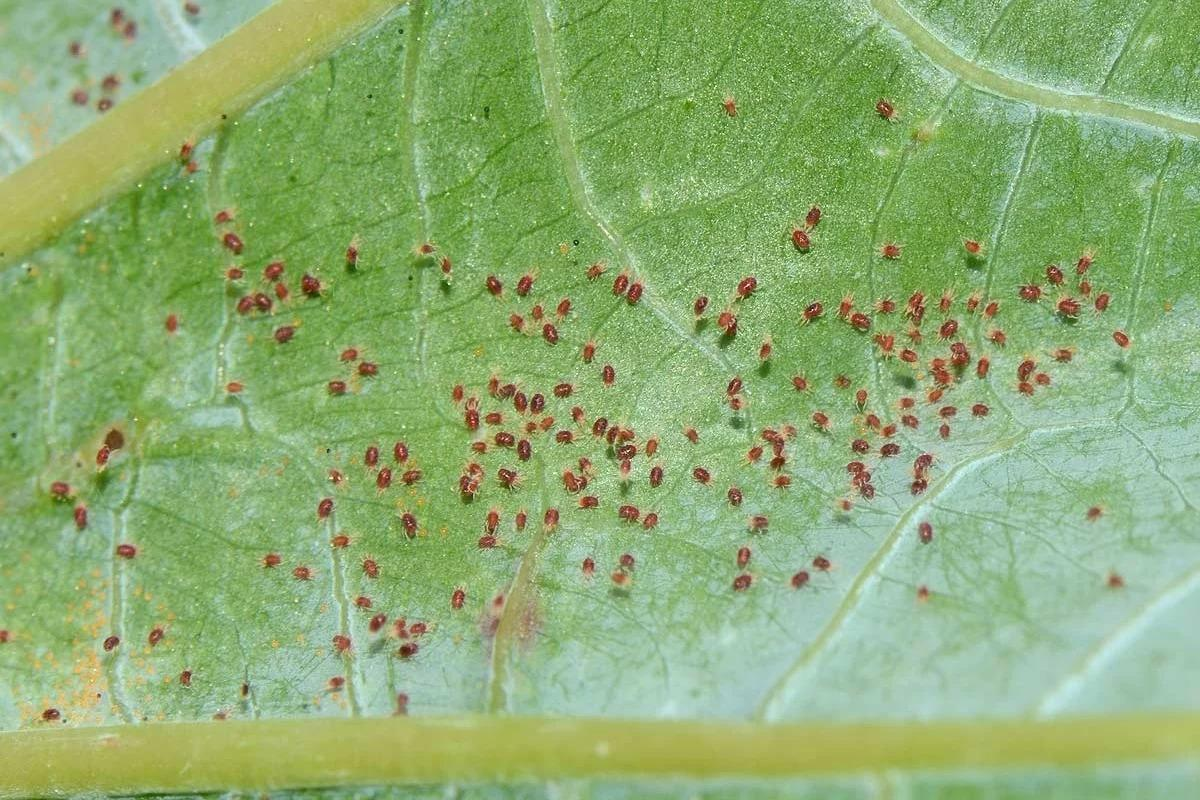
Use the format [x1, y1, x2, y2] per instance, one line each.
[2, 713, 1199, 797]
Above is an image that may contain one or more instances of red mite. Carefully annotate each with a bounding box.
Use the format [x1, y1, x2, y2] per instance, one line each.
[736, 276, 757, 299]
[693, 296, 709, 317]
[918, 522, 933, 543]
[1112, 330, 1131, 348]
[792, 228, 811, 251]
[451, 588, 466, 610]
[222, 232, 244, 254]
[875, 99, 895, 120]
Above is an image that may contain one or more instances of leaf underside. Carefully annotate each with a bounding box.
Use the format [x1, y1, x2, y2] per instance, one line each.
[2, 0, 1200, 796]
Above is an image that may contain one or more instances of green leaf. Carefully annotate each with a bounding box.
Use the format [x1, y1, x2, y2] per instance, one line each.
[2, 0, 1200, 796]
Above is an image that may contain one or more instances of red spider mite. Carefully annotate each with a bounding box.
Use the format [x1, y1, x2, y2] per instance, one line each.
[748, 514, 768, 532]
[938, 290, 954, 314]
[42, 708, 61, 722]
[515, 510, 528, 531]
[880, 442, 900, 457]
[1035, 372, 1051, 386]
[164, 313, 179, 333]
[274, 283, 290, 301]
[581, 341, 597, 364]
[415, 241, 437, 257]
[292, 564, 313, 580]
[543, 508, 560, 531]
[486, 275, 503, 296]
[103, 635, 120, 652]
[916, 585, 931, 601]
[1107, 572, 1124, 589]
[976, 357, 990, 378]
[855, 388, 868, 408]
[331, 534, 350, 548]
[364, 445, 380, 467]
[811, 411, 831, 431]
[733, 573, 752, 591]
[986, 329, 1006, 348]
[1057, 297, 1081, 317]
[225, 266, 244, 281]
[759, 337, 773, 361]
[333, 634, 351, 653]
[556, 430, 574, 444]
[1018, 381, 1034, 396]
[592, 417, 609, 437]
[262, 553, 282, 568]
[837, 295, 854, 318]
[451, 588, 466, 610]
[74, 504, 88, 529]
[465, 408, 480, 431]
[727, 376, 744, 397]
[879, 243, 901, 260]
[517, 439, 532, 461]
[791, 227, 811, 251]
[722, 95, 738, 117]
[582, 557, 595, 576]
[1017, 358, 1036, 382]
[1076, 251, 1094, 275]
[98, 97, 115, 113]
[645, 436, 659, 457]
[327, 676, 346, 691]
[1046, 264, 1064, 285]
[639, 512, 658, 530]
[556, 298, 571, 318]
[401, 469, 422, 486]
[578, 495, 599, 509]
[612, 272, 630, 296]
[116, 543, 137, 559]
[401, 512, 419, 537]
[684, 426, 700, 443]
[235, 295, 255, 314]
[354, 595, 372, 608]
[328, 380, 347, 395]
[1019, 284, 1042, 302]
[876, 298, 898, 315]
[737, 276, 758, 299]
[376, 468, 392, 490]
[693, 466, 712, 484]
[274, 326, 295, 344]
[71, 88, 89, 105]
[601, 364, 615, 386]
[516, 273, 535, 297]
[717, 309, 738, 336]
[586, 262, 607, 280]
[791, 571, 810, 589]
[983, 300, 999, 318]
[363, 559, 379, 578]
[971, 403, 989, 417]
[949, 342, 970, 367]
[1112, 330, 1131, 348]
[627, 282, 644, 304]
[618, 504, 640, 522]
[875, 98, 896, 120]
[221, 232, 244, 254]
[1078, 280, 1092, 296]
[1053, 347, 1075, 362]
[938, 319, 958, 339]
[542, 323, 559, 344]
[1094, 292, 1111, 312]
[96, 444, 111, 468]
[812, 556, 831, 571]
[747, 445, 764, 463]
[965, 292, 981, 314]
[358, 361, 378, 377]
[263, 261, 285, 282]
[478, 534, 498, 549]
[801, 301, 823, 324]
[148, 627, 165, 646]
[851, 439, 870, 454]
[792, 375, 809, 392]
[494, 431, 515, 447]
[805, 205, 821, 228]
[774, 475, 792, 489]
[849, 312, 871, 331]
[316, 498, 334, 519]
[964, 239, 983, 256]
[398, 643, 419, 659]
[648, 465, 664, 488]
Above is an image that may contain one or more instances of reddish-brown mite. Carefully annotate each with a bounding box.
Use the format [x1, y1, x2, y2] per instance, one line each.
[516, 273, 535, 297]
[42, 708, 61, 722]
[938, 319, 959, 339]
[332, 634, 351, 653]
[116, 543, 137, 559]
[917, 585, 931, 601]
[354, 596, 371, 609]
[791, 227, 811, 251]
[875, 98, 896, 119]
[1113, 330, 1131, 348]
[478, 534, 498, 549]
[692, 466, 712, 484]
[977, 357, 991, 378]
[274, 283, 289, 301]
[1057, 297, 1081, 317]
[555, 298, 571, 318]
[74, 504, 88, 529]
[222, 232, 244, 254]
[964, 239, 983, 256]
[362, 558, 379, 578]
[376, 468, 393, 491]
[737, 276, 758, 299]
[293, 565, 313, 581]
[747, 514, 768, 532]
[544, 508, 560, 531]
[517, 439, 532, 461]
[812, 556, 831, 572]
[581, 557, 595, 577]
[485, 275, 503, 296]
[328, 380, 347, 395]
[684, 427, 699, 444]
[880, 442, 900, 458]
[599, 364, 616, 386]
[262, 553, 282, 568]
[401, 512, 419, 537]
[879, 243, 901, 260]
[983, 300, 1000, 318]
[758, 337, 773, 361]
[271, 325, 297, 346]
[693, 295, 710, 317]
[791, 571, 810, 589]
[103, 635, 120, 652]
[627, 282, 644, 304]
[358, 361, 378, 377]
[1107, 572, 1124, 589]
[1045, 264, 1064, 285]
[811, 411, 830, 431]
[1077, 251, 1094, 275]
[611, 272, 630, 297]
[164, 313, 180, 334]
[331, 534, 351, 548]
[1018, 284, 1042, 302]
[717, 309, 738, 336]
[722, 95, 738, 117]
[1095, 292, 1111, 312]
[398, 643, 419, 659]
[586, 262, 606, 280]
[542, 323, 559, 345]
[148, 627, 165, 646]
[327, 677, 346, 691]
[1087, 505, 1104, 521]
[1078, 280, 1091, 296]
[849, 312, 871, 331]
[618, 504, 640, 523]
[1018, 381, 1034, 395]
[801, 302, 823, 325]
[732, 573, 752, 591]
